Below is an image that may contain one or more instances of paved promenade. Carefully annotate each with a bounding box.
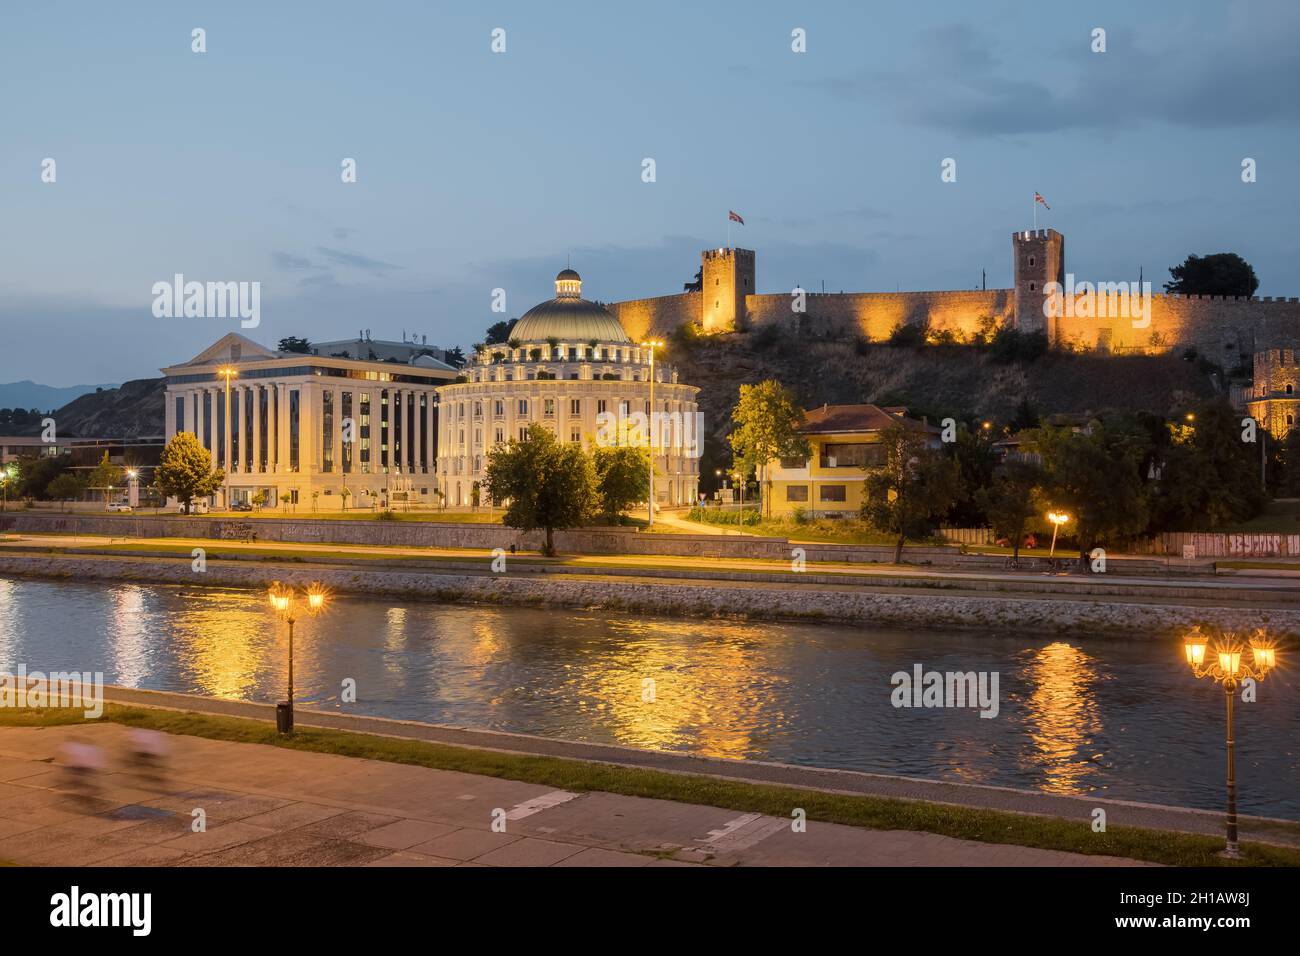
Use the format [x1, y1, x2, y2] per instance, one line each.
[0, 723, 1150, 868]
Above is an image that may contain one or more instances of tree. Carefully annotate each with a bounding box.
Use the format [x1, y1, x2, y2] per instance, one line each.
[252, 491, 268, 509]
[862, 425, 961, 563]
[15, 454, 70, 500]
[154, 433, 224, 513]
[483, 423, 596, 555]
[593, 445, 650, 522]
[46, 472, 85, 511]
[485, 319, 517, 345]
[444, 346, 467, 368]
[277, 336, 312, 353]
[1165, 253, 1259, 297]
[88, 451, 125, 507]
[1152, 399, 1265, 530]
[975, 458, 1042, 559]
[729, 380, 809, 518]
[1032, 422, 1150, 564]
[1009, 397, 1040, 432]
[280, 492, 293, 512]
[944, 425, 998, 526]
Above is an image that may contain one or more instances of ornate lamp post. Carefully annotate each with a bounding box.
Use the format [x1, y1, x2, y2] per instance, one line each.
[640, 339, 663, 526]
[268, 581, 329, 735]
[1182, 625, 1278, 858]
[1046, 511, 1070, 558]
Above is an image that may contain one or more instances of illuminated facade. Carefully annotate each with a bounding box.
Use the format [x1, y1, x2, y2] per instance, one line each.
[162, 333, 457, 509]
[436, 269, 701, 509]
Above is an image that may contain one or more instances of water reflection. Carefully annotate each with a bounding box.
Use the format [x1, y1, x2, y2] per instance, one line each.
[2, 576, 1296, 817]
[1020, 642, 1104, 794]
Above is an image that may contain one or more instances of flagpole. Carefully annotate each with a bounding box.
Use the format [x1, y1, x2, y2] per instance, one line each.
[1033, 194, 1037, 231]
[727, 216, 731, 250]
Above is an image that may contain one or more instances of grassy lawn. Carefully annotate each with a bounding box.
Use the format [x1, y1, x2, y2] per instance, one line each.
[2, 705, 1294, 866]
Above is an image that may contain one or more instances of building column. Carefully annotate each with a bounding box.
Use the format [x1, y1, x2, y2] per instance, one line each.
[252, 386, 263, 474]
[164, 388, 176, 439]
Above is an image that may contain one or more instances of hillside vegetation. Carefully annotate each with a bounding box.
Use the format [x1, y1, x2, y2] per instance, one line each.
[667, 326, 1218, 475]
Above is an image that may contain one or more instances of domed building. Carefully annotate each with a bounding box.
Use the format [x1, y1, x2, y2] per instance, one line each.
[436, 269, 701, 510]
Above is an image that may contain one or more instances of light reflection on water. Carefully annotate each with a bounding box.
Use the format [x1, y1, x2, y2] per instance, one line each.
[1, 576, 1296, 817]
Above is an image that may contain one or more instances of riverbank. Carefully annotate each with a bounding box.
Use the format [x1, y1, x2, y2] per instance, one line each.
[2, 692, 1296, 866]
[1, 550, 1297, 636]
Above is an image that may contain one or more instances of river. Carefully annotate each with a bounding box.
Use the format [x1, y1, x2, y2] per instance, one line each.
[1, 575, 1295, 817]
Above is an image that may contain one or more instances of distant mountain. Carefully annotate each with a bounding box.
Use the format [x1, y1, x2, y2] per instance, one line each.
[0, 380, 118, 411]
[52, 378, 165, 438]
[0, 378, 163, 438]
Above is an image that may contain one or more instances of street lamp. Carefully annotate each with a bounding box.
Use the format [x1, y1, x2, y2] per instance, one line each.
[640, 339, 664, 527]
[0, 464, 14, 512]
[267, 581, 329, 735]
[1046, 511, 1070, 558]
[1181, 625, 1279, 858]
[219, 366, 238, 510]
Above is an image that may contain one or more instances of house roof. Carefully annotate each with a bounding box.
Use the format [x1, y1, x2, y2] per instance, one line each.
[799, 403, 939, 436]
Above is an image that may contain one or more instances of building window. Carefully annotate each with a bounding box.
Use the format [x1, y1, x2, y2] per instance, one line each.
[819, 485, 847, 502]
[244, 388, 254, 472]
[570, 426, 581, 443]
[544, 398, 555, 417]
[494, 399, 504, 417]
[518, 399, 529, 416]
[597, 399, 607, 414]
[359, 392, 371, 474]
[1029, 282, 1036, 292]
[819, 443, 882, 468]
[786, 486, 809, 502]
[288, 389, 300, 472]
[494, 426, 504, 444]
[518, 427, 528, 441]
[322, 389, 334, 473]
[174, 396, 185, 435]
[203, 392, 212, 453]
[258, 388, 269, 472]
[570, 398, 581, 415]
[1288, 385, 1294, 394]
[780, 456, 808, 469]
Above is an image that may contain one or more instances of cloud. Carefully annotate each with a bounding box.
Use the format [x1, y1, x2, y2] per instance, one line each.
[272, 251, 315, 271]
[802, 10, 1300, 136]
[313, 246, 403, 275]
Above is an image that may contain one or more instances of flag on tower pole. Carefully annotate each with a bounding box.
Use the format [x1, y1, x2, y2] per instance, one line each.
[1033, 192, 1050, 230]
[727, 210, 744, 248]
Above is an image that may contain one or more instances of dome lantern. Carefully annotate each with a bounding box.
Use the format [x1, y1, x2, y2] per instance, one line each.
[555, 268, 582, 299]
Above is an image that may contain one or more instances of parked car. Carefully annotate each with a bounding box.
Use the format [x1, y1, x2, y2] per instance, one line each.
[106, 502, 133, 513]
[176, 501, 209, 514]
[230, 501, 254, 512]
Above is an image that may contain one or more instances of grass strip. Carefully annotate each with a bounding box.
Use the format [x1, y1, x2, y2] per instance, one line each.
[1, 705, 1294, 867]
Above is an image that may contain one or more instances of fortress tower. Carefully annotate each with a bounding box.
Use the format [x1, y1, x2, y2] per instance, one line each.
[1012, 229, 1065, 335]
[701, 247, 755, 332]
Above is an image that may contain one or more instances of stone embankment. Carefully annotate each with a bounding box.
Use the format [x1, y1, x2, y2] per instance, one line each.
[0, 552, 1293, 636]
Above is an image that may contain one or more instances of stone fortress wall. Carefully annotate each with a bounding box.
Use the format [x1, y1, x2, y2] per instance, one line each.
[603, 230, 1300, 367]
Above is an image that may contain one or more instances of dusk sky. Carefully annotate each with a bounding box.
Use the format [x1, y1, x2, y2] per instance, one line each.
[3, 0, 1298, 386]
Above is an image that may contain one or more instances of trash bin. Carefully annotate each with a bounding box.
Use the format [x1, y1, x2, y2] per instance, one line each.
[276, 702, 294, 735]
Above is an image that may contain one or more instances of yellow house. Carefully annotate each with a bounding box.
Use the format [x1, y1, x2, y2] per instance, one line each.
[766, 404, 940, 518]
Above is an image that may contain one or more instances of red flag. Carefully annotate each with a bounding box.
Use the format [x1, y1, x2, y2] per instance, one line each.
[728, 210, 745, 225]
[1034, 192, 1051, 210]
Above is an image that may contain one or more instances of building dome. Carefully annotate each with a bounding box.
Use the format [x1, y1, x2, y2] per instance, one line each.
[510, 268, 631, 344]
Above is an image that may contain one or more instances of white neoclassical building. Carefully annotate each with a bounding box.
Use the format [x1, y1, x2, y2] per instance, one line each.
[162, 333, 458, 509]
[437, 269, 701, 509]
